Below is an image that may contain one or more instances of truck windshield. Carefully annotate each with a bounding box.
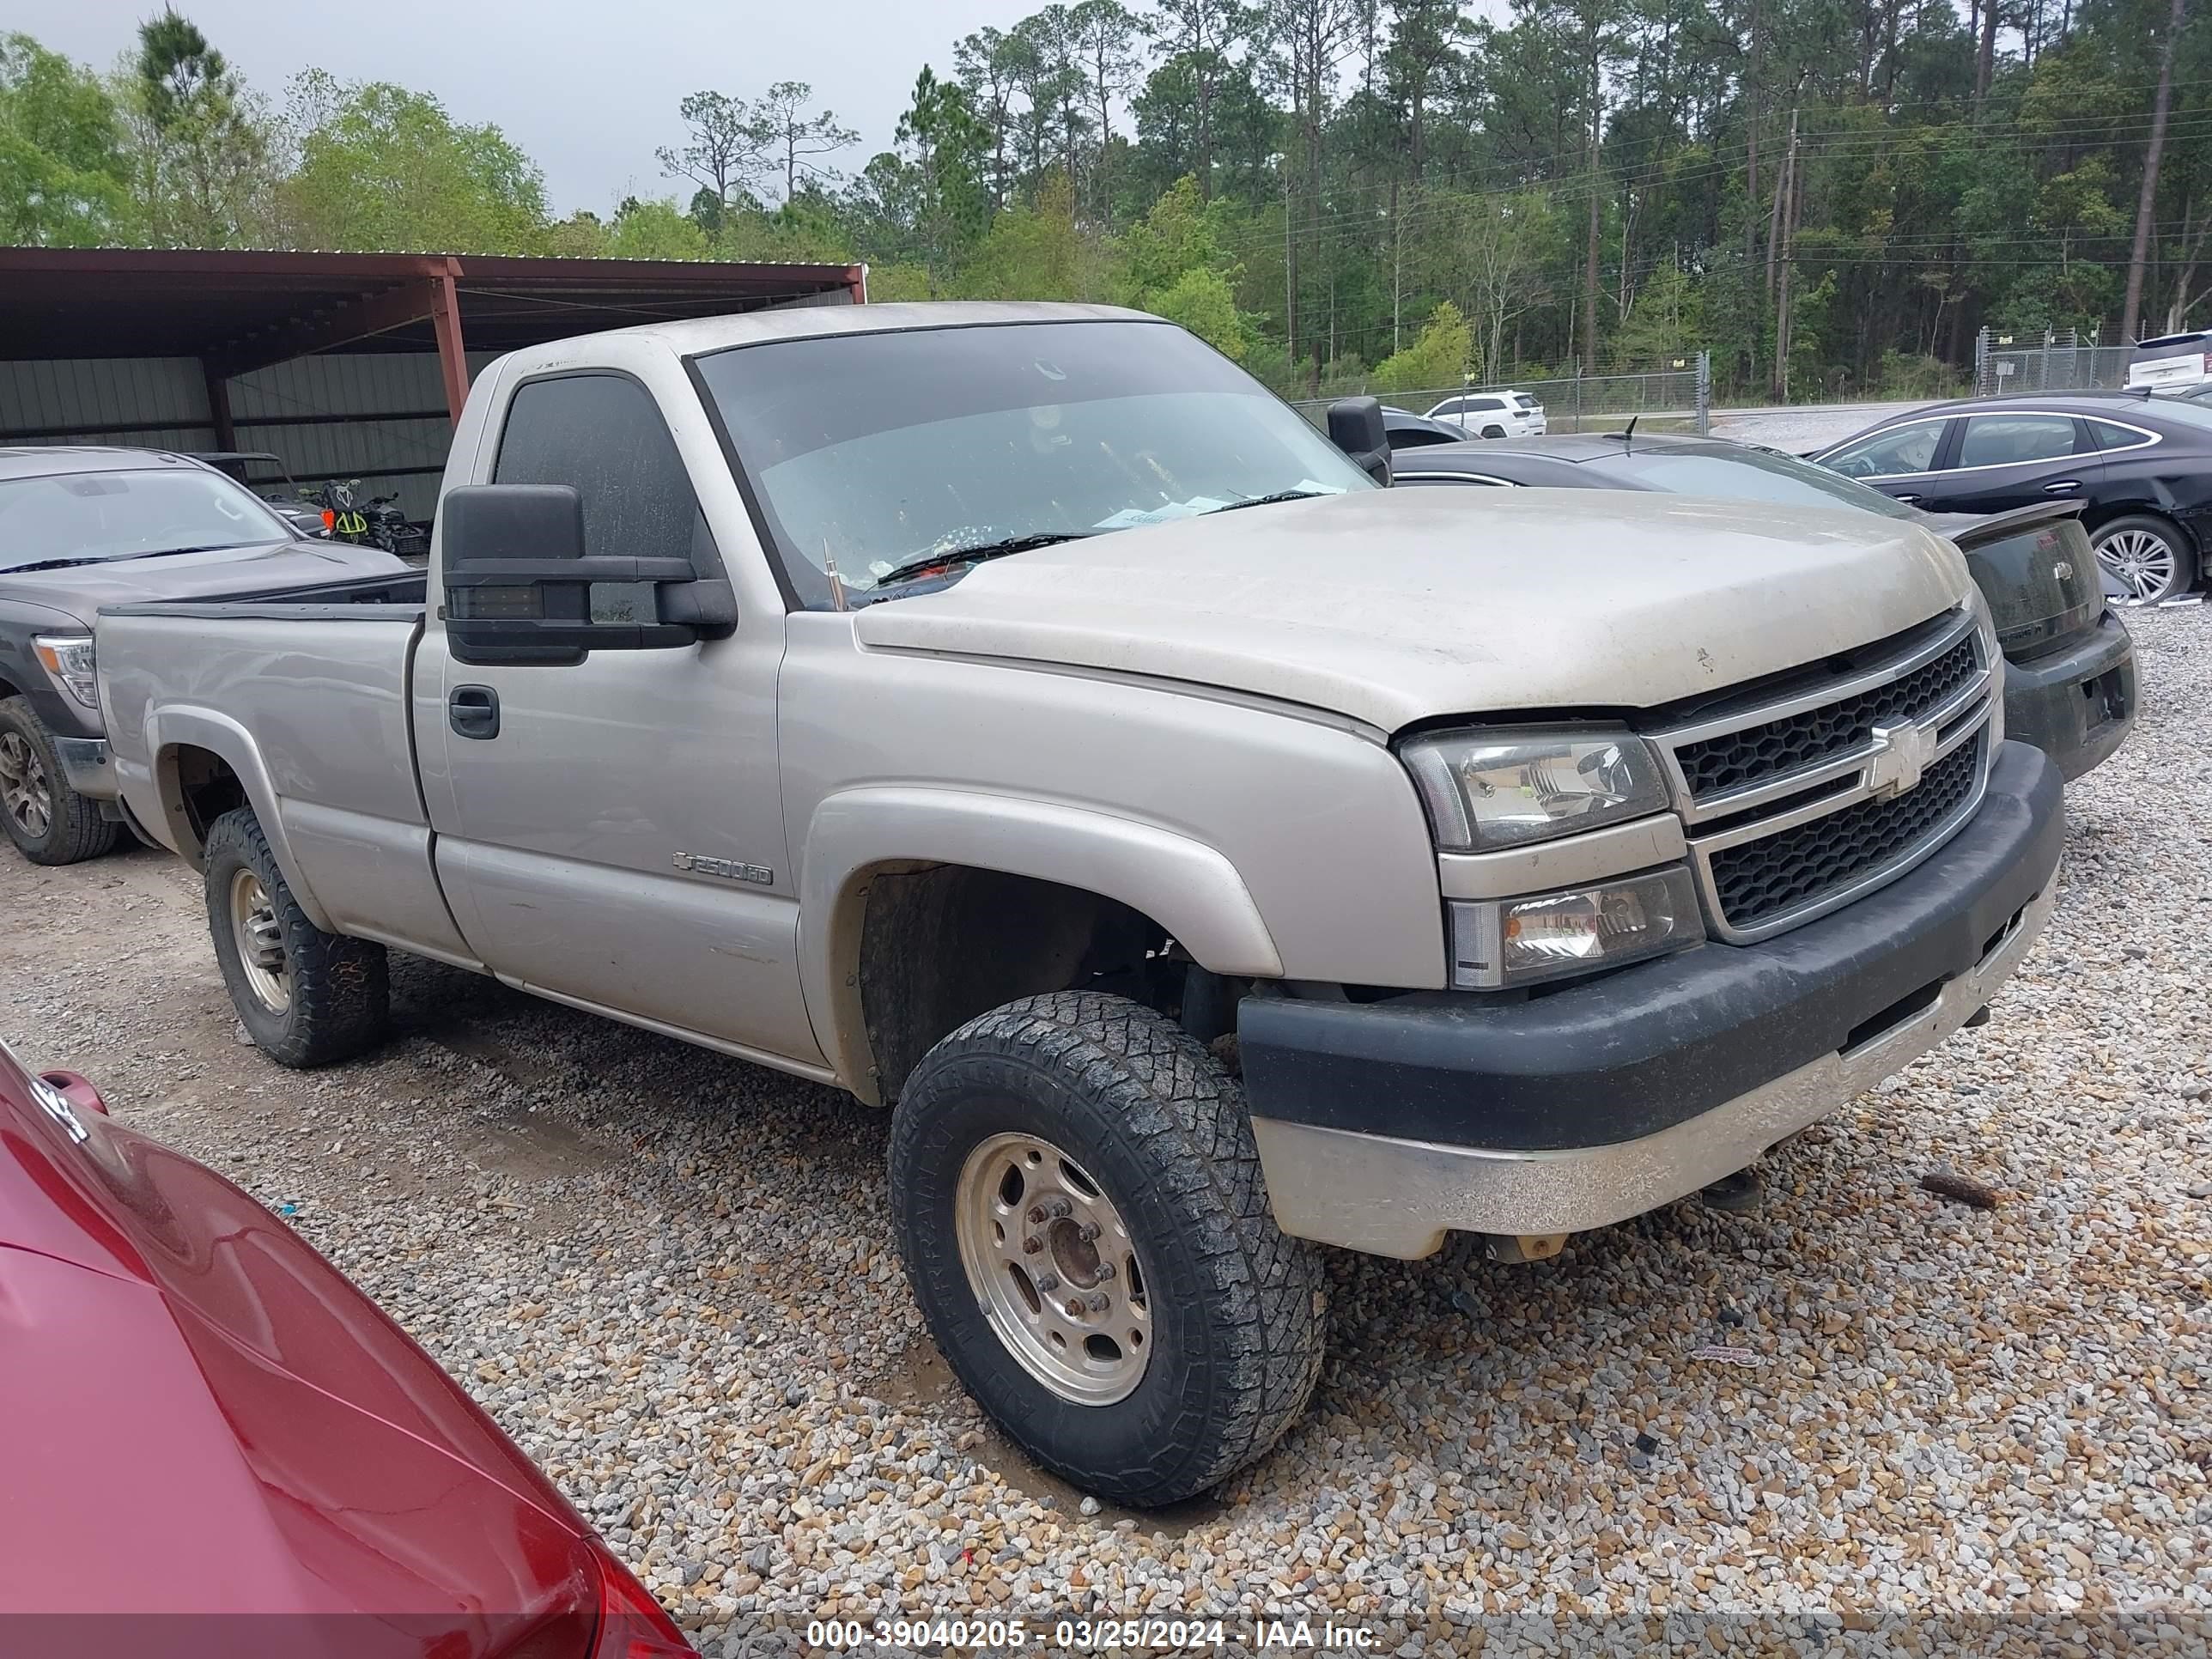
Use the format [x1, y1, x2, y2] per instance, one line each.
[692, 319, 1376, 608]
[0, 468, 289, 569]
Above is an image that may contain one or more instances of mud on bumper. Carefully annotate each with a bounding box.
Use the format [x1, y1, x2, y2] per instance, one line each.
[1238, 740, 2065, 1260]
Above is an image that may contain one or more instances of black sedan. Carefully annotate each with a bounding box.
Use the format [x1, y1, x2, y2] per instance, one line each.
[1380, 407, 1477, 451]
[1808, 391, 2212, 603]
[1393, 433, 2137, 781]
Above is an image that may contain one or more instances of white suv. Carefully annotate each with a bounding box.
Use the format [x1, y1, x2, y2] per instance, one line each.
[2126, 332, 2212, 393]
[1425, 389, 1547, 437]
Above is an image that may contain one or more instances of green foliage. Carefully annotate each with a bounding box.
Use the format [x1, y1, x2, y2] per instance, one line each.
[958, 171, 1102, 300]
[287, 76, 548, 253]
[17, 0, 2212, 395]
[1112, 175, 1248, 354]
[1369, 301, 1470, 394]
[606, 197, 710, 260]
[0, 34, 131, 244]
[125, 9, 275, 246]
[1149, 265, 1247, 356]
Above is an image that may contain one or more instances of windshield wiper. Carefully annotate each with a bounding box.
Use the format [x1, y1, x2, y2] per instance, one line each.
[1204, 489, 1333, 515]
[866, 530, 1099, 594]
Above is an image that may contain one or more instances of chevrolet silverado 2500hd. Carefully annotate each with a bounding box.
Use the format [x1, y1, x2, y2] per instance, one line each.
[92, 303, 2065, 1506]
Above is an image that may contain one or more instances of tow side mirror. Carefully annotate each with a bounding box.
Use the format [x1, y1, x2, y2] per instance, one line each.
[1328, 397, 1392, 484]
[440, 483, 733, 666]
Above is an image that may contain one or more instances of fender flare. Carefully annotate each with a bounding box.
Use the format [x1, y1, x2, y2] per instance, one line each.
[798, 786, 1282, 1101]
[144, 705, 335, 932]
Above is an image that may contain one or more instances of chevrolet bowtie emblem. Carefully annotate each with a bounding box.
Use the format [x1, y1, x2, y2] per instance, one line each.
[1866, 720, 1941, 799]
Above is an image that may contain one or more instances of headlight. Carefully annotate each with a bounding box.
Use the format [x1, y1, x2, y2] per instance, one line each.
[33, 635, 98, 710]
[1449, 866, 1703, 988]
[1401, 726, 1670, 852]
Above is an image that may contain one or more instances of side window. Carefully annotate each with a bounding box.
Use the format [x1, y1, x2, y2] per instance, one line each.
[1824, 421, 1943, 478]
[2087, 418, 2156, 453]
[493, 374, 718, 625]
[1956, 414, 2081, 468]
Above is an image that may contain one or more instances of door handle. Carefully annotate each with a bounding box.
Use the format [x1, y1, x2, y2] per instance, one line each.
[2043, 479, 2081, 495]
[449, 684, 500, 740]
[1893, 493, 1922, 505]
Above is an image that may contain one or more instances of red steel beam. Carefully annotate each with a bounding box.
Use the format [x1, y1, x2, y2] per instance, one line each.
[428, 264, 470, 426]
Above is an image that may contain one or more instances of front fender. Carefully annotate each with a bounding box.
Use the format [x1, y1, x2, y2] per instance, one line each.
[141, 706, 335, 933]
[798, 786, 1282, 1101]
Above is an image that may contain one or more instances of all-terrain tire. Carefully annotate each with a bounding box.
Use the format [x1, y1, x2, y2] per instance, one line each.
[890, 990, 1327, 1508]
[204, 806, 390, 1067]
[0, 696, 118, 866]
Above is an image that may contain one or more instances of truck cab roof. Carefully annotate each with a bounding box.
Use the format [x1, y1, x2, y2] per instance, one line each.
[501, 300, 1162, 371]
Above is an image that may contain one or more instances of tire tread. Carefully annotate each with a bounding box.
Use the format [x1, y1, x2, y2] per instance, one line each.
[204, 806, 389, 1067]
[890, 990, 1325, 1505]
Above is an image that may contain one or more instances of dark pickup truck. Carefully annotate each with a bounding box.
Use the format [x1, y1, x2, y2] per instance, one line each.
[0, 447, 406, 865]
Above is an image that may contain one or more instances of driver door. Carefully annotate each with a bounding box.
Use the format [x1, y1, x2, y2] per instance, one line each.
[416, 368, 820, 1068]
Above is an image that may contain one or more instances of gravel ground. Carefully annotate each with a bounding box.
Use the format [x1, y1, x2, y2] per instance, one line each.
[5, 611, 2210, 1653]
[1707, 401, 1941, 452]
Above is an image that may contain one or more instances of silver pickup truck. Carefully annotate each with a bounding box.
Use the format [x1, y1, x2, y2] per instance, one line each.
[94, 302, 2065, 1506]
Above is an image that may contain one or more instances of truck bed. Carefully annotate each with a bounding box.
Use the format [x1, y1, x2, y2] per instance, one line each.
[95, 576, 462, 957]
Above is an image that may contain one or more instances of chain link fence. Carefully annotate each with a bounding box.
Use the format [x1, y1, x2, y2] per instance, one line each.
[1292, 355, 1711, 436]
[1972, 328, 2134, 396]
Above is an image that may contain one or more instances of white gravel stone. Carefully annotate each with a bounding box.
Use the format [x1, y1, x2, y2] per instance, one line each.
[4, 610, 2210, 1648]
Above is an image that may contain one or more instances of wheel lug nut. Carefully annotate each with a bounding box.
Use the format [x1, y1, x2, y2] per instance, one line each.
[1021, 1236, 1042, 1254]
[1035, 1273, 1059, 1292]
[1065, 1299, 1085, 1318]
[1095, 1261, 1115, 1280]
[1086, 1293, 1110, 1313]
[1079, 1223, 1101, 1242]
[1028, 1206, 1048, 1224]
[1047, 1198, 1073, 1218]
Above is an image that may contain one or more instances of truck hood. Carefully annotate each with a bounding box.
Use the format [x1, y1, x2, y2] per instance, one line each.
[854, 488, 1971, 729]
[0, 538, 406, 629]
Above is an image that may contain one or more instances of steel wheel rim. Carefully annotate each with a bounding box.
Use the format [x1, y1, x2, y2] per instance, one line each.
[0, 732, 50, 840]
[228, 868, 290, 1014]
[2097, 527, 2177, 599]
[952, 1131, 1152, 1406]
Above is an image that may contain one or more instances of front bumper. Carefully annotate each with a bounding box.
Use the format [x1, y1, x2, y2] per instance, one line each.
[1241, 740, 2064, 1259]
[2002, 611, 2137, 781]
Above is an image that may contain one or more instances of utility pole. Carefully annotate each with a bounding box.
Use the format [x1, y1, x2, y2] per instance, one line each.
[1583, 64, 1603, 373]
[1770, 107, 1802, 403]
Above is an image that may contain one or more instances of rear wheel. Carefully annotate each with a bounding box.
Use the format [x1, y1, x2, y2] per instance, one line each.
[0, 697, 116, 866]
[204, 807, 389, 1066]
[2093, 514, 2197, 603]
[1480, 424, 1507, 439]
[890, 991, 1326, 1507]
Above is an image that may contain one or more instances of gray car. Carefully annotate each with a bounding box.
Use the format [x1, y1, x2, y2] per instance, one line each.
[0, 447, 408, 865]
[1394, 432, 2139, 781]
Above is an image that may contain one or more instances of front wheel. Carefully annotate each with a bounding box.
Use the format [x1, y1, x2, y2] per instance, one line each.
[0, 697, 117, 866]
[890, 991, 1326, 1508]
[2093, 513, 2197, 603]
[204, 807, 390, 1067]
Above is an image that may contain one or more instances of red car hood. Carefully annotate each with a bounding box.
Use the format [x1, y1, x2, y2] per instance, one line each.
[0, 1063, 617, 1645]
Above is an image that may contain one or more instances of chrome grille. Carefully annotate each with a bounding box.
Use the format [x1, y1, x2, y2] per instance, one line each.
[1707, 739, 1982, 928]
[1674, 635, 1979, 800]
[1649, 610, 1995, 945]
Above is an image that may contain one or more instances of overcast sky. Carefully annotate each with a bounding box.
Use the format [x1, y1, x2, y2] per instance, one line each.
[20, 0, 1057, 216]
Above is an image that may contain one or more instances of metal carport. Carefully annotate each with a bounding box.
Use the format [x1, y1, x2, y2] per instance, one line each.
[0, 246, 866, 517]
